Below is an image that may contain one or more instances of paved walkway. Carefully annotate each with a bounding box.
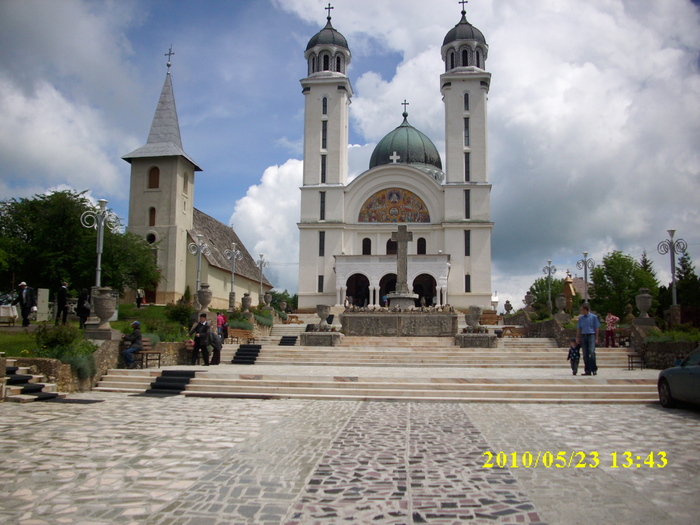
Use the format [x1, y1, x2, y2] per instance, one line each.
[1, 381, 698, 525]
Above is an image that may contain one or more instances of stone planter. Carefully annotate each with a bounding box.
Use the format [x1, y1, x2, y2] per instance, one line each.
[466, 305, 483, 327]
[317, 304, 331, 329]
[242, 293, 252, 312]
[300, 332, 343, 347]
[279, 301, 287, 313]
[555, 293, 566, 313]
[636, 288, 652, 318]
[455, 333, 498, 348]
[197, 283, 213, 312]
[93, 287, 116, 330]
[264, 293, 272, 307]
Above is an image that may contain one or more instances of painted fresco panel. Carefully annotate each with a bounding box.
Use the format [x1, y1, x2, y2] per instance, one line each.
[358, 188, 430, 223]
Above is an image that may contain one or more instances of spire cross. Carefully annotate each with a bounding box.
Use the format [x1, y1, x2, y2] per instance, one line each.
[165, 45, 175, 71]
[459, 0, 468, 13]
[325, 3, 333, 20]
[401, 99, 410, 113]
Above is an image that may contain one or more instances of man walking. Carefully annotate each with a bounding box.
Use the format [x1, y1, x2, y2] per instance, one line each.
[189, 313, 211, 366]
[577, 304, 600, 376]
[12, 282, 36, 327]
[55, 282, 69, 325]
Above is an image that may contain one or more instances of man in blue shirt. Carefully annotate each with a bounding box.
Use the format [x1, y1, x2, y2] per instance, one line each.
[576, 304, 600, 375]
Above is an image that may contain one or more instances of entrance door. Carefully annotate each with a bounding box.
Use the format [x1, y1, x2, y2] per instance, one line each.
[346, 274, 370, 307]
[413, 274, 437, 306]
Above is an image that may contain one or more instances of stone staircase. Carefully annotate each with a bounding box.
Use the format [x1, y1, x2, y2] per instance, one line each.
[4, 357, 67, 403]
[94, 334, 658, 403]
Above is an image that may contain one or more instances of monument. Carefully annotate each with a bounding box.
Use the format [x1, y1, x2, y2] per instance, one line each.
[386, 225, 419, 309]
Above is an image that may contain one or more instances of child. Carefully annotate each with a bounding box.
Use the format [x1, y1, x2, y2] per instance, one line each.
[567, 338, 581, 375]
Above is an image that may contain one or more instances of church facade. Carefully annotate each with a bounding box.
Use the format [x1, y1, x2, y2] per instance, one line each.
[123, 63, 272, 308]
[297, 7, 493, 310]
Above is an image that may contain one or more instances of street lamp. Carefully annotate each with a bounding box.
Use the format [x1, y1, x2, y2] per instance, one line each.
[224, 242, 243, 310]
[576, 251, 595, 303]
[80, 199, 119, 287]
[256, 253, 269, 304]
[657, 230, 687, 306]
[542, 260, 557, 313]
[188, 233, 211, 309]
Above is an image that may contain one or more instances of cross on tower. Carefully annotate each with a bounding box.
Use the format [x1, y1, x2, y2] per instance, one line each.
[401, 99, 410, 114]
[325, 3, 333, 20]
[165, 45, 175, 71]
[391, 225, 413, 294]
[459, 0, 469, 13]
[389, 151, 401, 164]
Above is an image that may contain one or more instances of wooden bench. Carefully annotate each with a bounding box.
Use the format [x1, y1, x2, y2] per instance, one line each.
[133, 338, 162, 369]
[501, 326, 526, 338]
[627, 350, 644, 370]
[479, 311, 499, 325]
[229, 329, 256, 344]
[283, 314, 305, 324]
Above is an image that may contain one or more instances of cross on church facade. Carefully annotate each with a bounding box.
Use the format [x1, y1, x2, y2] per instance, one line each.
[389, 151, 400, 163]
[391, 225, 413, 294]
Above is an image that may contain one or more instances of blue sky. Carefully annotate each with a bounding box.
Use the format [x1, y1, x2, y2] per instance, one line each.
[1, 0, 699, 308]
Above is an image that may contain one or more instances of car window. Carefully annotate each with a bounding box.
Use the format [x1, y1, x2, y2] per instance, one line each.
[682, 349, 700, 367]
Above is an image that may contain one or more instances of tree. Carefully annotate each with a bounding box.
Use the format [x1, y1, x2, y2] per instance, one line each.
[269, 289, 298, 311]
[676, 253, 700, 308]
[528, 277, 565, 315]
[0, 190, 160, 297]
[590, 251, 659, 317]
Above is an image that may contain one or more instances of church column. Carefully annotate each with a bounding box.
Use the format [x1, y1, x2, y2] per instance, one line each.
[336, 285, 342, 307]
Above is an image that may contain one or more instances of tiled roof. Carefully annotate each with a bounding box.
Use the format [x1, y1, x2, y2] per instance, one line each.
[191, 208, 273, 288]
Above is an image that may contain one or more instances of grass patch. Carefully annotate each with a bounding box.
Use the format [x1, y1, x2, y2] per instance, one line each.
[0, 331, 37, 357]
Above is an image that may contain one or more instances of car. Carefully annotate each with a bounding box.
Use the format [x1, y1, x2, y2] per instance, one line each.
[658, 347, 700, 408]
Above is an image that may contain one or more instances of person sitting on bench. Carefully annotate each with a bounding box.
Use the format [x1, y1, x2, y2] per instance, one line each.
[122, 321, 143, 369]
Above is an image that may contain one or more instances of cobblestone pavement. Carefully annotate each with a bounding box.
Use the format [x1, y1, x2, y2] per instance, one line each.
[1, 393, 698, 525]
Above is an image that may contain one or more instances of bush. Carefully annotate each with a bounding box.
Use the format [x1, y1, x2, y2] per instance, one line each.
[60, 353, 96, 380]
[228, 319, 254, 331]
[645, 327, 700, 343]
[254, 314, 273, 327]
[34, 324, 80, 349]
[164, 302, 194, 326]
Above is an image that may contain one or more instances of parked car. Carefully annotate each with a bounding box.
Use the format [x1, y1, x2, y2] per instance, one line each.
[658, 347, 700, 408]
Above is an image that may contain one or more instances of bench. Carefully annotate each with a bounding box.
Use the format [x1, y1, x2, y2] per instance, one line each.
[133, 338, 162, 369]
[229, 329, 256, 344]
[283, 314, 305, 324]
[501, 326, 526, 338]
[627, 350, 644, 370]
[479, 311, 499, 325]
[0, 305, 17, 326]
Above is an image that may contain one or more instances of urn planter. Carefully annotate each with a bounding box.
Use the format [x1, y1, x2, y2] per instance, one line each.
[317, 304, 331, 329]
[197, 283, 213, 312]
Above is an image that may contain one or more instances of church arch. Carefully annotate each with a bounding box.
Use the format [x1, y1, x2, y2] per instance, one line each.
[412, 273, 437, 307]
[336, 56, 342, 72]
[461, 48, 469, 67]
[346, 273, 370, 307]
[417, 237, 426, 255]
[362, 237, 371, 255]
[386, 239, 397, 255]
[358, 188, 431, 223]
[322, 53, 330, 71]
[148, 166, 160, 189]
[379, 273, 397, 306]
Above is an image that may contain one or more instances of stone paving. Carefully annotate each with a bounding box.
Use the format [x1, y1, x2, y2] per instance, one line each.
[1, 392, 698, 525]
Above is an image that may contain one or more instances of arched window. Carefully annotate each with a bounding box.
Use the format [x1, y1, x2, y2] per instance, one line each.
[148, 167, 159, 189]
[148, 207, 156, 227]
[450, 51, 455, 70]
[336, 56, 341, 72]
[462, 49, 468, 67]
[386, 239, 397, 255]
[322, 97, 328, 115]
[417, 237, 426, 255]
[464, 92, 469, 112]
[362, 238, 371, 255]
[476, 50, 482, 68]
[323, 54, 330, 71]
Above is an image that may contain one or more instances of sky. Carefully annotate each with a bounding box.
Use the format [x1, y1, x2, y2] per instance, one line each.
[1, 0, 699, 311]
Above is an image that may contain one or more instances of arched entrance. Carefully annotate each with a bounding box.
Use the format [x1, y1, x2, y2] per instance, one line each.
[379, 274, 397, 306]
[346, 274, 370, 307]
[412, 273, 437, 306]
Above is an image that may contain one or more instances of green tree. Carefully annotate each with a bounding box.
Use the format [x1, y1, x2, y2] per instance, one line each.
[269, 289, 298, 311]
[0, 190, 160, 296]
[590, 251, 659, 317]
[528, 276, 565, 316]
[676, 253, 700, 308]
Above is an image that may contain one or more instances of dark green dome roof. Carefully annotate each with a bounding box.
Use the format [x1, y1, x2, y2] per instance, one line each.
[443, 10, 486, 46]
[306, 18, 349, 51]
[369, 113, 442, 170]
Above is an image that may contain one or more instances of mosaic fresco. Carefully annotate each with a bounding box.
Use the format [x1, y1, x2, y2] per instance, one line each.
[358, 188, 430, 223]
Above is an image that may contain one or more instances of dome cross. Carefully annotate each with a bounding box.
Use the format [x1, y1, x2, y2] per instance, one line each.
[165, 45, 175, 72]
[459, 0, 468, 14]
[389, 151, 401, 164]
[325, 3, 333, 20]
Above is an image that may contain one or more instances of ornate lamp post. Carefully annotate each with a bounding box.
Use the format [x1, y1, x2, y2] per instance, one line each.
[188, 233, 211, 309]
[256, 253, 269, 305]
[80, 199, 120, 287]
[657, 230, 687, 306]
[542, 260, 557, 313]
[576, 251, 595, 303]
[224, 242, 243, 311]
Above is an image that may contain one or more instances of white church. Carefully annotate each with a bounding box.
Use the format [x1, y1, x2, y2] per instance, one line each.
[297, 6, 494, 310]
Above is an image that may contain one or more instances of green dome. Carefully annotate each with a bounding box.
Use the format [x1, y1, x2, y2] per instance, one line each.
[369, 113, 442, 170]
[443, 10, 486, 46]
[306, 18, 349, 51]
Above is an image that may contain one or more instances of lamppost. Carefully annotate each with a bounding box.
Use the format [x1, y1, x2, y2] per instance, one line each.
[657, 230, 687, 305]
[256, 253, 269, 305]
[80, 199, 120, 288]
[576, 251, 595, 303]
[224, 242, 243, 311]
[542, 260, 557, 313]
[187, 233, 211, 309]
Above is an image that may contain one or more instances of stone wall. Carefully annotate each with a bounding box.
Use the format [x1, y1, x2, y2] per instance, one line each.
[455, 334, 497, 348]
[641, 341, 698, 370]
[341, 312, 458, 337]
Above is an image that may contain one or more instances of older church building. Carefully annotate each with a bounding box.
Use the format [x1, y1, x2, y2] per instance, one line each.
[297, 7, 493, 310]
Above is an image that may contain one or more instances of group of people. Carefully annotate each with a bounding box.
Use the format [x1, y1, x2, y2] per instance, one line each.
[567, 305, 620, 376]
[10, 281, 91, 328]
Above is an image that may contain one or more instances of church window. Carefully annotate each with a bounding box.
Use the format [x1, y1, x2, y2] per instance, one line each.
[462, 49, 468, 67]
[362, 238, 371, 255]
[321, 155, 327, 183]
[183, 173, 189, 195]
[323, 54, 330, 71]
[148, 167, 159, 189]
[465, 274, 471, 293]
[464, 118, 470, 146]
[450, 51, 455, 70]
[319, 191, 326, 221]
[322, 121, 327, 149]
[146, 233, 156, 244]
[464, 190, 470, 219]
[464, 230, 471, 256]
[322, 97, 328, 115]
[336, 56, 341, 72]
[319, 231, 325, 257]
[476, 50, 482, 68]
[148, 207, 156, 226]
[464, 93, 469, 112]
[317, 275, 324, 293]
[417, 237, 426, 255]
[386, 239, 397, 255]
[464, 152, 470, 181]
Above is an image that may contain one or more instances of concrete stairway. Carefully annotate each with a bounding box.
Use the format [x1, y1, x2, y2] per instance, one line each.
[4, 357, 67, 403]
